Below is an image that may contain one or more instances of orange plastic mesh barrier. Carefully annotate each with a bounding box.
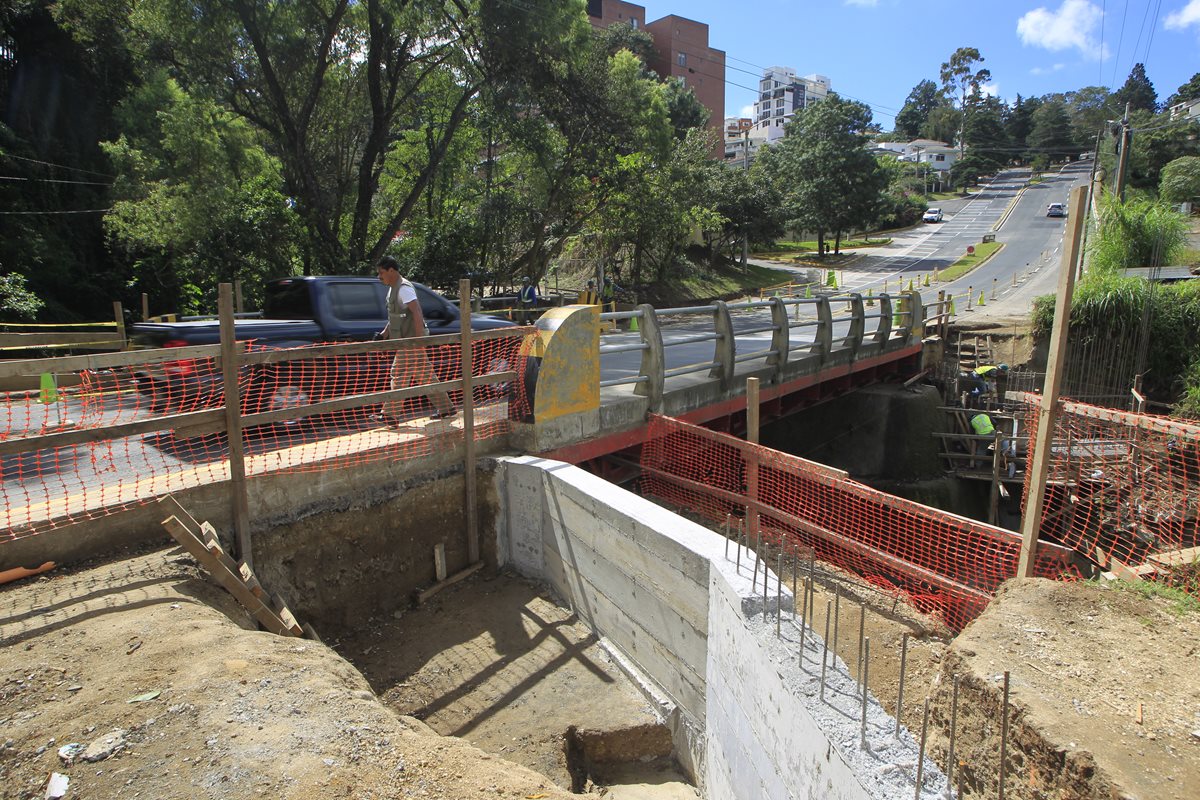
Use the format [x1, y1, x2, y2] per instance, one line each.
[1018, 395, 1200, 594]
[638, 414, 1076, 631]
[0, 331, 532, 541]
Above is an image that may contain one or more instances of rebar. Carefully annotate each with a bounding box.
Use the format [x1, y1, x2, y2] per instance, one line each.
[820, 600, 831, 701]
[776, 553, 783, 636]
[914, 699, 930, 800]
[791, 543, 798, 614]
[832, 586, 841, 665]
[946, 674, 960, 799]
[895, 632, 909, 738]
[736, 528, 743, 574]
[856, 602, 866, 694]
[860, 637, 871, 749]
[750, 533, 758, 587]
[762, 555, 769, 621]
[798, 579, 807, 668]
[724, 513, 731, 560]
[999, 671, 1010, 800]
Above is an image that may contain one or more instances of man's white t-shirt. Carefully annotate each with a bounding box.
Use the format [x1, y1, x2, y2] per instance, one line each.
[389, 280, 418, 308]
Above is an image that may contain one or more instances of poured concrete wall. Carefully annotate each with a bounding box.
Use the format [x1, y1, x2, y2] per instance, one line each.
[495, 456, 941, 799]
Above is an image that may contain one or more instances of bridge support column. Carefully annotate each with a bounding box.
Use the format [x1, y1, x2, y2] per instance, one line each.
[522, 304, 601, 451]
[768, 297, 789, 383]
[812, 297, 833, 362]
[875, 294, 893, 348]
[904, 290, 925, 344]
[846, 294, 865, 357]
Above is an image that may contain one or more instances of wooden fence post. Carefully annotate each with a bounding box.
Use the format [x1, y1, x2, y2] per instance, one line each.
[459, 279, 478, 565]
[112, 302, 126, 350]
[219, 283, 253, 567]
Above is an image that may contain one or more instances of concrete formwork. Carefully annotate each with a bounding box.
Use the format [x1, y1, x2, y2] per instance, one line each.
[495, 455, 948, 799]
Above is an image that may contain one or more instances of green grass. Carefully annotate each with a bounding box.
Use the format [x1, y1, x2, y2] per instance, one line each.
[1097, 577, 1200, 616]
[1181, 247, 1200, 265]
[927, 191, 968, 201]
[676, 261, 795, 301]
[938, 241, 1003, 282]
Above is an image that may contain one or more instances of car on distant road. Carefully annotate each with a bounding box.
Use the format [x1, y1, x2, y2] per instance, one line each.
[1046, 202, 1066, 218]
[922, 208, 943, 223]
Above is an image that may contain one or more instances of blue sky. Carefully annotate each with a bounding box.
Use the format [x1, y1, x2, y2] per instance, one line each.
[634, 0, 1200, 127]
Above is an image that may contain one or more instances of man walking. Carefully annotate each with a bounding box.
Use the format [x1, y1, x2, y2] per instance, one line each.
[518, 277, 538, 324]
[375, 257, 455, 423]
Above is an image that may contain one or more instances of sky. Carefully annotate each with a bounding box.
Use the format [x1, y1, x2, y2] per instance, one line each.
[633, 0, 1200, 128]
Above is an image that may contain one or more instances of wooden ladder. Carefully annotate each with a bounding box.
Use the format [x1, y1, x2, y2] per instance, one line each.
[159, 495, 307, 638]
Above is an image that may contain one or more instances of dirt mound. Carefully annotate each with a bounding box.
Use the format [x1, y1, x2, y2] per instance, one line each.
[933, 578, 1200, 799]
[0, 550, 574, 800]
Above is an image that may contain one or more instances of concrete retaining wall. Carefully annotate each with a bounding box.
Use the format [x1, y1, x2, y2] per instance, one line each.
[495, 456, 943, 799]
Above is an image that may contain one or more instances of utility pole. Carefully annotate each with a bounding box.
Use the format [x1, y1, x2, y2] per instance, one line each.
[1017, 185, 1088, 577]
[741, 127, 751, 273]
[1114, 103, 1132, 202]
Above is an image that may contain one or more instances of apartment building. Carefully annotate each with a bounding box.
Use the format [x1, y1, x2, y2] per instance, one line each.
[754, 67, 831, 143]
[587, 2, 726, 159]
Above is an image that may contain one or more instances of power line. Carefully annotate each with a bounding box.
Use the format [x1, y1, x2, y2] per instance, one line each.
[1109, 0, 1130, 90]
[0, 208, 113, 215]
[0, 153, 116, 179]
[0, 175, 113, 186]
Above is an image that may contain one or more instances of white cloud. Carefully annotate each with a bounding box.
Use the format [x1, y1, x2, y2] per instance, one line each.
[740, 104, 755, 118]
[1165, 0, 1200, 29]
[844, 0, 879, 6]
[981, 82, 1001, 98]
[1017, 0, 1107, 59]
[1030, 63, 1067, 75]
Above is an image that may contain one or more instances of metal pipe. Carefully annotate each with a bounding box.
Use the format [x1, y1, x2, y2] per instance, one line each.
[791, 543, 798, 618]
[762, 554, 768, 621]
[736, 527, 743, 574]
[914, 699, 930, 800]
[832, 586, 841, 666]
[776, 552, 783, 636]
[860, 637, 871, 748]
[820, 600, 831, 701]
[946, 674, 960, 799]
[999, 671, 1011, 800]
[724, 514, 731, 561]
[895, 632, 909, 738]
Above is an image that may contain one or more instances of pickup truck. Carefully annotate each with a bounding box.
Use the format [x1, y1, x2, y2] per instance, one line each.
[129, 276, 524, 419]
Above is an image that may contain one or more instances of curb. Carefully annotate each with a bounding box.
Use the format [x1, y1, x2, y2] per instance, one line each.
[940, 242, 1007, 288]
[992, 187, 1027, 232]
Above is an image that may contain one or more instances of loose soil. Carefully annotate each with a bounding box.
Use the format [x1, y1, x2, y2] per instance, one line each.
[3, 544, 1199, 799]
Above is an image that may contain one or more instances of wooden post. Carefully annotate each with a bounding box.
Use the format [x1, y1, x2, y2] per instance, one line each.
[459, 278, 479, 565]
[141, 293, 149, 322]
[746, 377, 760, 548]
[112, 302, 126, 350]
[219, 283, 253, 568]
[234, 280, 245, 314]
[1017, 185, 1087, 577]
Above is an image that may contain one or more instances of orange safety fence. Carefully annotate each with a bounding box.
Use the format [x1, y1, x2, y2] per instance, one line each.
[638, 414, 1078, 631]
[1, 331, 533, 542]
[1018, 395, 1200, 594]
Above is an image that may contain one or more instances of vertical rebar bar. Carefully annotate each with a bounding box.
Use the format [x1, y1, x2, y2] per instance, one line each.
[856, 602, 866, 694]
[776, 552, 783, 636]
[946, 674, 960, 799]
[791, 543, 798, 614]
[762, 555, 769, 620]
[895, 632, 909, 738]
[999, 671, 1011, 800]
[724, 513, 731, 561]
[750, 532, 758, 588]
[832, 586, 841, 665]
[914, 699, 930, 800]
[736, 528, 743, 574]
[754, 531, 761, 591]
[820, 600, 831, 701]
[860, 637, 871, 748]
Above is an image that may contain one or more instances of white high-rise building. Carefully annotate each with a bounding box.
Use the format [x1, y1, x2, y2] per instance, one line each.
[754, 67, 830, 142]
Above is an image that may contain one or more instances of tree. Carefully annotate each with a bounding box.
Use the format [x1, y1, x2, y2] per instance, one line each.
[1167, 72, 1200, 106]
[963, 96, 1009, 170]
[895, 80, 947, 139]
[1123, 108, 1200, 191]
[1057, 86, 1115, 148]
[921, 106, 961, 145]
[1005, 94, 1040, 159]
[1027, 101, 1079, 163]
[1113, 63, 1158, 113]
[940, 47, 991, 154]
[759, 96, 888, 255]
[1160, 157, 1200, 204]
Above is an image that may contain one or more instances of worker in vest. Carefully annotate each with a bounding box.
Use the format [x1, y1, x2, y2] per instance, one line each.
[964, 363, 1008, 405]
[970, 412, 995, 437]
[600, 278, 618, 309]
[518, 276, 538, 324]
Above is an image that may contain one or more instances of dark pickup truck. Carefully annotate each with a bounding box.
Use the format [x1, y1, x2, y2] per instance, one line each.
[129, 276, 522, 418]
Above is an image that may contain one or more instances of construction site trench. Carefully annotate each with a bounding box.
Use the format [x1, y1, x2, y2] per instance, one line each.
[4, 407, 1200, 799]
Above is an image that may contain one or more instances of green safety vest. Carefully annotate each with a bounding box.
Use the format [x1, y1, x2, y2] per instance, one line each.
[975, 365, 1001, 378]
[970, 414, 995, 436]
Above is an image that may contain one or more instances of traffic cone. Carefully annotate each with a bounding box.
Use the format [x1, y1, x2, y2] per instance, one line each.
[826, 269, 837, 288]
[949, 298, 956, 315]
[38, 373, 58, 404]
[978, 290, 986, 307]
[866, 288, 874, 306]
[906, 278, 915, 292]
[629, 314, 639, 332]
[923, 273, 930, 287]
[804, 283, 812, 299]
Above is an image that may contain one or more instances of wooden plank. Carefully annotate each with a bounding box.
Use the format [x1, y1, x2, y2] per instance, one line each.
[0, 332, 126, 348]
[159, 495, 203, 536]
[237, 326, 521, 366]
[416, 561, 485, 605]
[1147, 547, 1200, 568]
[0, 343, 222, 379]
[239, 562, 265, 598]
[0, 407, 224, 457]
[268, 593, 304, 635]
[161, 515, 296, 636]
[199, 521, 219, 548]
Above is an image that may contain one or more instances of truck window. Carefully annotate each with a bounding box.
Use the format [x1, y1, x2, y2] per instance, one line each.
[264, 281, 314, 319]
[328, 282, 385, 320]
